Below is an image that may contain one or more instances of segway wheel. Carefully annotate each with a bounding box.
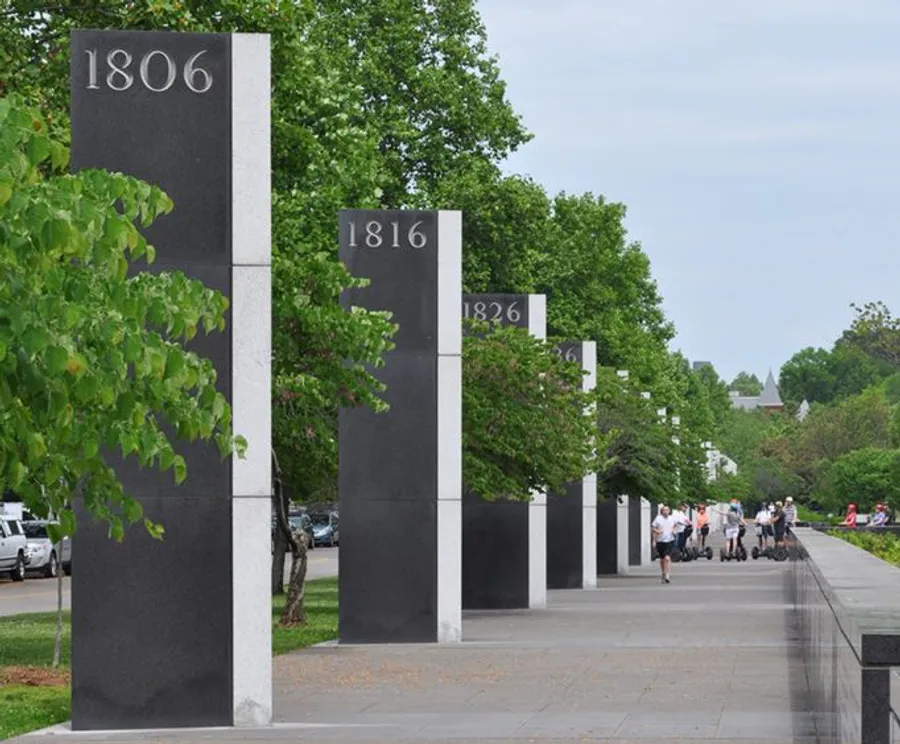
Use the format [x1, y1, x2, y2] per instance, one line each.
[719, 547, 726, 562]
[773, 546, 788, 562]
[671, 547, 682, 562]
[751, 546, 759, 560]
[706, 546, 713, 560]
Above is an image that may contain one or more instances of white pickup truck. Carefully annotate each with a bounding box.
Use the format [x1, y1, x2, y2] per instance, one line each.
[0, 516, 29, 581]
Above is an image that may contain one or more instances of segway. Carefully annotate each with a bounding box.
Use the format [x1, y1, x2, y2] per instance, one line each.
[690, 544, 714, 560]
[751, 545, 774, 560]
[720, 545, 747, 561]
[720, 525, 748, 562]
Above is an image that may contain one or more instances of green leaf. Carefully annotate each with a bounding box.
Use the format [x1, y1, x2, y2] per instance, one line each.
[26, 134, 51, 166]
[45, 345, 69, 375]
[122, 498, 143, 524]
[75, 374, 100, 403]
[0, 181, 12, 207]
[83, 438, 99, 459]
[22, 326, 50, 355]
[59, 508, 75, 536]
[26, 432, 46, 460]
[48, 390, 67, 417]
[9, 460, 27, 488]
[173, 454, 187, 485]
[165, 348, 184, 378]
[144, 518, 165, 540]
[212, 392, 226, 420]
[123, 334, 142, 363]
[46, 522, 63, 543]
[159, 444, 175, 472]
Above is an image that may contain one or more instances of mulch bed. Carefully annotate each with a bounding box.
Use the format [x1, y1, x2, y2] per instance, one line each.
[0, 666, 70, 687]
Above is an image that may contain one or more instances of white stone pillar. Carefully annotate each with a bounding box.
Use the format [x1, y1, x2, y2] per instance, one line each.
[616, 496, 630, 575]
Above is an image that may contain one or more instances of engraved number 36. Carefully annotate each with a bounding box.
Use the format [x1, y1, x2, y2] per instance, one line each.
[85, 49, 213, 93]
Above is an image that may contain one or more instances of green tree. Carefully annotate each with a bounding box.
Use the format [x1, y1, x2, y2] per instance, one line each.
[536, 194, 674, 389]
[313, 0, 531, 206]
[428, 161, 549, 294]
[779, 347, 836, 405]
[816, 447, 900, 513]
[0, 96, 241, 536]
[729, 371, 762, 396]
[841, 300, 900, 369]
[594, 368, 678, 503]
[463, 323, 597, 499]
[0, 96, 243, 663]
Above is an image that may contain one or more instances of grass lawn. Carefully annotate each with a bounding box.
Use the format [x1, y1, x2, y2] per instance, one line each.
[0, 577, 337, 741]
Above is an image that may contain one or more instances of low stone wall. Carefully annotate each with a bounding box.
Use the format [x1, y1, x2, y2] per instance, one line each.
[792, 527, 900, 744]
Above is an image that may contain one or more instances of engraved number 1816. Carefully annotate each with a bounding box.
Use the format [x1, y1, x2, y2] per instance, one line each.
[347, 220, 427, 249]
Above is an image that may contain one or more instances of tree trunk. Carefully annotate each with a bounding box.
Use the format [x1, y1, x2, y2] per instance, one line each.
[271, 448, 309, 625]
[52, 557, 62, 669]
[280, 531, 308, 626]
[271, 506, 288, 596]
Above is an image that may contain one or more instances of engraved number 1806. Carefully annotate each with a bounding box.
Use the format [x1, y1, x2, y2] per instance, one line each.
[84, 48, 213, 93]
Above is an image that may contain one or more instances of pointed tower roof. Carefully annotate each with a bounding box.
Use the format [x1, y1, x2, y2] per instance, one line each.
[758, 369, 783, 408]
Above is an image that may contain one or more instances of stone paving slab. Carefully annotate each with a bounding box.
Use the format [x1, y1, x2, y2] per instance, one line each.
[16, 557, 814, 743]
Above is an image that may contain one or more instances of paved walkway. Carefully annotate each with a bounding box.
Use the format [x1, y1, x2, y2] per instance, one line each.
[17, 552, 816, 743]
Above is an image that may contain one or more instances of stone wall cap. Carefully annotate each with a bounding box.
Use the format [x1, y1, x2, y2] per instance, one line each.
[796, 527, 900, 665]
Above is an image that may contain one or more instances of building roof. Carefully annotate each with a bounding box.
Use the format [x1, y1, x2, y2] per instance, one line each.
[730, 394, 760, 410]
[758, 369, 783, 408]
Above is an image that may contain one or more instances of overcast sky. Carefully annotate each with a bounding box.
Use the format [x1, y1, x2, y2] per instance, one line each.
[476, 0, 900, 383]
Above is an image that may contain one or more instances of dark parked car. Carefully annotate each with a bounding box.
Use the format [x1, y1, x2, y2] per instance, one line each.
[310, 512, 339, 547]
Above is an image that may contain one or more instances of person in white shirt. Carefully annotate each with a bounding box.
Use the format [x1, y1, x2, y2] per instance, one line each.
[755, 505, 771, 550]
[651, 504, 678, 583]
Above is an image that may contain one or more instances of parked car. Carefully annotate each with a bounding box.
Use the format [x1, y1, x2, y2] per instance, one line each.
[310, 511, 339, 547]
[22, 520, 72, 578]
[0, 516, 29, 581]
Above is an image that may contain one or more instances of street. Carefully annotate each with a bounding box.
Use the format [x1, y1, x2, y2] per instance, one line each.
[0, 548, 339, 617]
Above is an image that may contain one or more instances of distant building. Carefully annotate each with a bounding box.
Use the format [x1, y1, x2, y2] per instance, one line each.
[729, 369, 784, 413]
[692, 360, 712, 371]
[702, 441, 738, 482]
[796, 399, 810, 421]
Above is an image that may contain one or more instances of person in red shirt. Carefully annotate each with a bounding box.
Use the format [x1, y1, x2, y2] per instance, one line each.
[843, 503, 858, 529]
[695, 504, 710, 549]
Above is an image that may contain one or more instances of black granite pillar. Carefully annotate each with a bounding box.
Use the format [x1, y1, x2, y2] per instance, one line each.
[69, 30, 272, 729]
[628, 496, 642, 566]
[462, 294, 546, 609]
[596, 495, 619, 574]
[546, 341, 596, 589]
[339, 209, 462, 643]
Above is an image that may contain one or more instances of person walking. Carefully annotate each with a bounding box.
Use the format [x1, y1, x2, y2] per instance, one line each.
[651, 504, 678, 584]
[842, 503, 858, 529]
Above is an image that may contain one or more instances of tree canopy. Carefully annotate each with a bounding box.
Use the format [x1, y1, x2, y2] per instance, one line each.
[0, 95, 241, 540]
